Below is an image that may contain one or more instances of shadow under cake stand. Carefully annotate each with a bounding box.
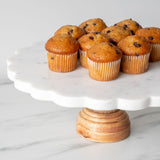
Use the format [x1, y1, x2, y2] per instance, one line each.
[7, 42, 160, 142]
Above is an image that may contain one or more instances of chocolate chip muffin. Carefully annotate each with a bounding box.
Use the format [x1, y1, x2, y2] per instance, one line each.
[118, 35, 151, 74]
[54, 25, 86, 40]
[101, 25, 132, 45]
[115, 18, 142, 34]
[87, 42, 122, 81]
[135, 27, 160, 62]
[79, 18, 107, 33]
[45, 34, 79, 72]
[78, 33, 110, 68]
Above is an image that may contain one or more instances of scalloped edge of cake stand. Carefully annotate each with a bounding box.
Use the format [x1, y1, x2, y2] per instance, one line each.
[6, 44, 160, 111]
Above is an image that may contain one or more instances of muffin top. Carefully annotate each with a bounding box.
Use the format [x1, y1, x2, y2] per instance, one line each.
[117, 35, 151, 56]
[115, 18, 142, 34]
[101, 25, 132, 44]
[45, 34, 79, 54]
[54, 25, 86, 40]
[78, 33, 110, 51]
[87, 42, 122, 63]
[79, 18, 107, 33]
[135, 27, 160, 44]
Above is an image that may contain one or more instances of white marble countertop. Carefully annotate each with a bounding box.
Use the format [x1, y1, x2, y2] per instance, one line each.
[0, 78, 160, 160]
[1, 0, 160, 159]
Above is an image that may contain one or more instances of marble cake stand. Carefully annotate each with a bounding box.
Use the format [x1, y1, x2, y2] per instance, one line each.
[7, 42, 160, 142]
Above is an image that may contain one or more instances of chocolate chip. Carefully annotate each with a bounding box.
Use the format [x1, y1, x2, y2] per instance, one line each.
[116, 50, 120, 54]
[123, 24, 128, 30]
[133, 42, 141, 47]
[130, 18, 132, 20]
[109, 39, 117, 45]
[93, 52, 96, 54]
[106, 30, 111, 33]
[67, 32, 71, 35]
[130, 30, 134, 35]
[83, 24, 88, 31]
[51, 57, 54, 60]
[94, 32, 100, 34]
[70, 29, 73, 33]
[135, 22, 140, 27]
[148, 36, 154, 40]
[147, 28, 150, 30]
[135, 53, 139, 56]
[114, 24, 117, 26]
[92, 23, 96, 26]
[89, 36, 94, 40]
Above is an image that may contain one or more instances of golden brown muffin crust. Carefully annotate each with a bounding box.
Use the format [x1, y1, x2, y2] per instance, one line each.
[45, 34, 79, 54]
[79, 18, 107, 33]
[135, 27, 160, 44]
[78, 33, 110, 51]
[87, 42, 122, 63]
[117, 35, 151, 56]
[101, 25, 132, 44]
[115, 18, 142, 34]
[54, 25, 86, 40]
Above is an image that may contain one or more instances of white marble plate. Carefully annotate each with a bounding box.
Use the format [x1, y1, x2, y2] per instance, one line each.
[7, 42, 160, 110]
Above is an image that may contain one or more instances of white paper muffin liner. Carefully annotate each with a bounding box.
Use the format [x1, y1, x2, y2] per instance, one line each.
[79, 49, 88, 68]
[47, 52, 77, 72]
[87, 58, 121, 81]
[121, 53, 150, 74]
[150, 44, 160, 62]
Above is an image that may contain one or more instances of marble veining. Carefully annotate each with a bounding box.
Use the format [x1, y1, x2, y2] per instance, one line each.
[0, 79, 13, 86]
[4, 42, 160, 159]
[0, 79, 160, 160]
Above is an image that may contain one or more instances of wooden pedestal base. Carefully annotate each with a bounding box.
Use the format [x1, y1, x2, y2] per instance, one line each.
[76, 108, 130, 142]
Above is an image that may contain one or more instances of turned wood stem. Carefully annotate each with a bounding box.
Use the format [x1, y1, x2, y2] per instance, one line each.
[76, 108, 130, 142]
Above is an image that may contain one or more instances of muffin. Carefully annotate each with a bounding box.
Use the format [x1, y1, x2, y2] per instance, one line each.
[54, 25, 86, 40]
[101, 25, 132, 45]
[78, 33, 110, 68]
[135, 27, 160, 62]
[45, 34, 79, 72]
[118, 35, 151, 74]
[87, 42, 122, 81]
[115, 18, 142, 34]
[79, 18, 107, 33]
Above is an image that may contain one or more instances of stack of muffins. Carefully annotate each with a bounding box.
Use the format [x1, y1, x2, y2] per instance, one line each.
[45, 18, 160, 81]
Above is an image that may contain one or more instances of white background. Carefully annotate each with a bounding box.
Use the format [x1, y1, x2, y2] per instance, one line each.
[0, 0, 160, 79]
[1, 1, 160, 159]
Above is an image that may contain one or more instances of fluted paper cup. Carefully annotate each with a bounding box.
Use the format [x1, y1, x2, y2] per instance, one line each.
[121, 53, 150, 74]
[47, 52, 77, 72]
[79, 49, 88, 68]
[88, 58, 121, 81]
[150, 44, 160, 62]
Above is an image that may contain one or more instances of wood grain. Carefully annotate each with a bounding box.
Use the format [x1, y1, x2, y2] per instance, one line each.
[76, 108, 130, 142]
